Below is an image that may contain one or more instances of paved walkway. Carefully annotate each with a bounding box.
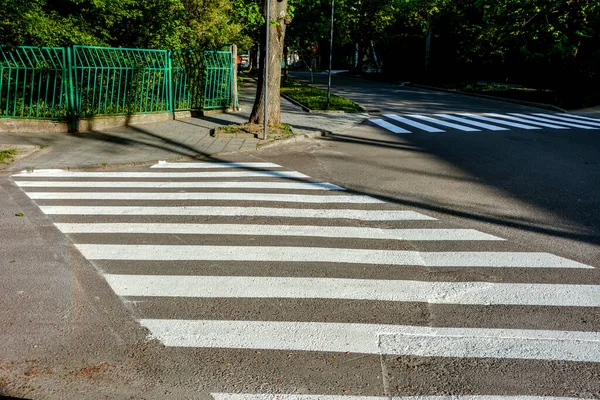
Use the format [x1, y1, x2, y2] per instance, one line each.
[0, 79, 366, 171]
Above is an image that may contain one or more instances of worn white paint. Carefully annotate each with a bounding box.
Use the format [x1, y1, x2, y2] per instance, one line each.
[104, 275, 600, 307]
[75, 245, 592, 268]
[38, 206, 437, 221]
[57, 223, 501, 241]
[139, 319, 600, 362]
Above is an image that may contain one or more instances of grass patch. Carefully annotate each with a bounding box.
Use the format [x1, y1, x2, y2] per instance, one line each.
[216, 122, 294, 140]
[0, 149, 18, 164]
[281, 80, 364, 112]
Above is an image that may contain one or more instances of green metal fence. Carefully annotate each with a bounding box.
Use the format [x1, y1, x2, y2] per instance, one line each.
[171, 50, 234, 111]
[0, 46, 70, 119]
[0, 45, 234, 122]
[171, 50, 205, 111]
[73, 46, 171, 117]
[203, 51, 233, 110]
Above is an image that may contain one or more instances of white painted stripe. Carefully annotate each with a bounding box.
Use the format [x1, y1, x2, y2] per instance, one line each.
[485, 114, 569, 130]
[151, 161, 282, 169]
[75, 245, 592, 268]
[508, 114, 597, 129]
[370, 119, 411, 134]
[26, 192, 381, 203]
[57, 223, 502, 241]
[434, 114, 508, 131]
[105, 275, 600, 307]
[211, 394, 594, 400]
[532, 113, 600, 127]
[406, 115, 480, 132]
[457, 114, 541, 130]
[38, 206, 437, 221]
[554, 113, 600, 123]
[13, 180, 346, 190]
[382, 114, 444, 133]
[19, 169, 65, 175]
[12, 171, 309, 178]
[140, 319, 600, 362]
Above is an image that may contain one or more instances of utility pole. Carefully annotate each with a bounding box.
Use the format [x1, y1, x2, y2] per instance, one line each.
[327, 0, 335, 105]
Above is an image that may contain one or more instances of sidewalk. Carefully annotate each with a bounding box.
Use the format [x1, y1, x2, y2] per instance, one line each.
[0, 79, 366, 171]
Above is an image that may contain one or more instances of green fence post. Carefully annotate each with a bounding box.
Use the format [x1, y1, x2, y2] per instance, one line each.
[167, 50, 174, 117]
[66, 46, 78, 131]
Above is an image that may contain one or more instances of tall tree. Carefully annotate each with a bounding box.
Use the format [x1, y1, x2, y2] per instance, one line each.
[249, 0, 290, 125]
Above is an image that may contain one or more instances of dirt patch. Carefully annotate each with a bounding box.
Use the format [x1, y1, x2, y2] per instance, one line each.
[0, 144, 40, 170]
[214, 122, 294, 141]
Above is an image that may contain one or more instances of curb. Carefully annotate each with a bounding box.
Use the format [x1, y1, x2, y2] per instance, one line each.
[4, 129, 326, 172]
[409, 83, 567, 113]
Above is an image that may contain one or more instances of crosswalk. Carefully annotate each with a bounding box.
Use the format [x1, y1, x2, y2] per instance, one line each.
[11, 160, 600, 393]
[370, 112, 600, 134]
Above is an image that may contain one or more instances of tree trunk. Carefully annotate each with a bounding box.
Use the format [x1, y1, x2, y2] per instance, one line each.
[248, 46, 258, 72]
[249, 0, 289, 126]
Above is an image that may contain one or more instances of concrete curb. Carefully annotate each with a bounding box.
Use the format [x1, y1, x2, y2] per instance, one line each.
[4, 129, 325, 172]
[409, 83, 567, 113]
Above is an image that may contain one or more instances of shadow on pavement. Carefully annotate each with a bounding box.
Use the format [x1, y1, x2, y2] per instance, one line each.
[320, 129, 600, 247]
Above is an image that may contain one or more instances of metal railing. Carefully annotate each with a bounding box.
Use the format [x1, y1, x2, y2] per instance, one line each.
[0, 46, 70, 120]
[0, 45, 235, 122]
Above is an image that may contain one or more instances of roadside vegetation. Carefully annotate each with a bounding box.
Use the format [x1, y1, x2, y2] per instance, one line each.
[0, 149, 17, 164]
[2, 1, 598, 111]
[281, 80, 363, 112]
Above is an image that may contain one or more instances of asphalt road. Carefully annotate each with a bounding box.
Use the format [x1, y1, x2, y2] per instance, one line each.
[1, 75, 600, 399]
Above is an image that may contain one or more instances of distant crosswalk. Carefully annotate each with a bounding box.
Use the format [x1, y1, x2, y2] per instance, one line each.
[11, 160, 600, 389]
[370, 112, 600, 134]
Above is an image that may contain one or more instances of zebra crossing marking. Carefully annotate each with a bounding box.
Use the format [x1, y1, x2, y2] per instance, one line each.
[484, 114, 569, 130]
[74, 244, 593, 268]
[139, 319, 600, 362]
[55, 223, 501, 241]
[508, 113, 598, 129]
[533, 113, 600, 127]
[26, 191, 383, 204]
[151, 161, 282, 169]
[104, 274, 600, 307]
[435, 114, 509, 131]
[13, 180, 346, 190]
[12, 161, 599, 366]
[16, 170, 310, 178]
[383, 114, 445, 132]
[457, 114, 541, 129]
[555, 113, 600, 123]
[370, 119, 411, 133]
[37, 206, 437, 220]
[211, 394, 594, 400]
[406, 114, 481, 131]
